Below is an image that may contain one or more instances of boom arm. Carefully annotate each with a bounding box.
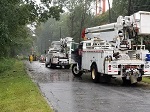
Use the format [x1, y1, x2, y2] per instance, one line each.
[84, 11, 150, 50]
[85, 11, 150, 42]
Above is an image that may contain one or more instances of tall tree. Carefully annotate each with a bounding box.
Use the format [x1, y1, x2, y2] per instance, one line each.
[35, 14, 70, 54]
[131, 0, 150, 13]
[0, 0, 63, 57]
[65, 0, 94, 42]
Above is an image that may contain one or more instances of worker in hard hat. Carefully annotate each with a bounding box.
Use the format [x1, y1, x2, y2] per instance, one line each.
[29, 54, 33, 63]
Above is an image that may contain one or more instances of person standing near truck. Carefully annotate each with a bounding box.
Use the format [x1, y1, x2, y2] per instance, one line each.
[29, 54, 33, 63]
[74, 43, 83, 70]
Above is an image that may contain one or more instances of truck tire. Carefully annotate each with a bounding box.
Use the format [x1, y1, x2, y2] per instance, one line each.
[72, 64, 83, 77]
[122, 77, 131, 85]
[91, 64, 99, 83]
[137, 77, 142, 81]
[45, 63, 48, 68]
[49, 59, 55, 69]
[64, 65, 70, 69]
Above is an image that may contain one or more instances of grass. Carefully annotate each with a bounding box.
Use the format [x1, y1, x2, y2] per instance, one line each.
[142, 76, 150, 84]
[0, 59, 53, 112]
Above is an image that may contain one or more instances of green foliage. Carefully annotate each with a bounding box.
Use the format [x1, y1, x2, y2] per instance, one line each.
[65, 0, 94, 42]
[142, 77, 150, 84]
[35, 14, 70, 53]
[132, 0, 150, 13]
[109, 0, 128, 22]
[92, 12, 110, 26]
[39, 6, 63, 22]
[0, 0, 63, 57]
[0, 58, 15, 73]
[109, 0, 150, 22]
[34, 0, 150, 52]
[35, 0, 100, 52]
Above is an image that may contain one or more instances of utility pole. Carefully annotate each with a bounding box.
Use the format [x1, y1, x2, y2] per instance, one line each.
[108, 0, 111, 23]
[60, 27, 61, 39]
[79, 1, 86, 43]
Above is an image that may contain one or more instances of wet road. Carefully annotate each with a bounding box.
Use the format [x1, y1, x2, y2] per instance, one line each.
[25, 61, 150, 112]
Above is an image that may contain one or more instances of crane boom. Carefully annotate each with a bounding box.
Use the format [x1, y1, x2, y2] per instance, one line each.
[85, 11, 150, 41]
[84, 11, 150, 50]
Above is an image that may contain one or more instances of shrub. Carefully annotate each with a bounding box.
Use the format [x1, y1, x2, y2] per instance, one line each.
[0, 58, 15, 73]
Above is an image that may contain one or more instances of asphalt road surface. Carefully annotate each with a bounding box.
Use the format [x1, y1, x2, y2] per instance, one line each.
[25, 61, 150, 112]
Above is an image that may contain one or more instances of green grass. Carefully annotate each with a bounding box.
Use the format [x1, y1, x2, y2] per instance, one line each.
[142, 76, 150, 84]
[0, 59, 53, 112]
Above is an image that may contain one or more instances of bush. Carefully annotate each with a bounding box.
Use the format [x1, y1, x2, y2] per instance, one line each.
[0, 58, 15, 73]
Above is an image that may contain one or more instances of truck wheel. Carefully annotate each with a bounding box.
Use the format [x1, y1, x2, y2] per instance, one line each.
[137, 77, 142, 81]
[122, 77, 131, 85]
[49, 60, 55, 69]
[45, 63, 48, 68]
[64, 65, 70, 69]
[91, 64, 99, 83]
[72, 64, 83, 77]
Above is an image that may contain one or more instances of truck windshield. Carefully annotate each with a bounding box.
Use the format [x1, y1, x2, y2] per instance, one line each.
[71, 43, 79, 51]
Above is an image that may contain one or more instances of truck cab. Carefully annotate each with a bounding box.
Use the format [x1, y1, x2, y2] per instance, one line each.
[45, 41, 70, 69]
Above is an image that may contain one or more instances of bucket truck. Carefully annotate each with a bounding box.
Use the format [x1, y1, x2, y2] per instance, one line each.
[72, 11, 150, 84]
[45, 37, 77, 69]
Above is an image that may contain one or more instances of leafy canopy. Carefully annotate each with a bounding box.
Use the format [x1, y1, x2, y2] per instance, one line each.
[0, 0, 63, 57]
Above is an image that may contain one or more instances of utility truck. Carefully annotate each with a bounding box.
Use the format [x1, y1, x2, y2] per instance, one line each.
[72, 11, 150, 84]
[45, 37, 77, 69]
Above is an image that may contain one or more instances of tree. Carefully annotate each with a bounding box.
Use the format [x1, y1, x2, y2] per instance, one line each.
[35, 14, 70, 54]
[131, 0, 150, 13]
[0, 0, 63, 57]
[65, 0, 94, 42]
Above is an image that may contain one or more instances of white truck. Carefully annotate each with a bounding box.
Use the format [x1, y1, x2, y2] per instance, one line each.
[72, 11, 150, 84]
[45, 37, 77, 69]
